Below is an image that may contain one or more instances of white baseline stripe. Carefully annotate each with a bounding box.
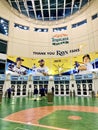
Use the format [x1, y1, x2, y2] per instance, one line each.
[3, 119, 68, 130]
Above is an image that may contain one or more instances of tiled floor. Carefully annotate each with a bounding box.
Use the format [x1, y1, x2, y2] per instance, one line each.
[0, 96, 98, 130]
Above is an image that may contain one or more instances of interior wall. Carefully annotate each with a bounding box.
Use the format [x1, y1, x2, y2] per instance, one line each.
[0, 0, 98, 58]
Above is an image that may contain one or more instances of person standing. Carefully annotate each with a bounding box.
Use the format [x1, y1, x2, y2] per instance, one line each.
[44, 87, 48, 95]
[33, 86, 38, 101]
[7, 88, 12, 99]
[51, 86, 54, 95]
[40, 87, 45, 100]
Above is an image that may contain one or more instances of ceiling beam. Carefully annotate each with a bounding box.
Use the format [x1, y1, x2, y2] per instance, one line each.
[79, 0, 83, 10]
[88, 0, 90, 5]
[8, 0, 12, 7]
[63, 0, 66, 18]
[15, 0, 21, 13]
[48, 0, 51, 20]
[56, 0, 58, 20]
[71, 0, 75, 15]
[39, 0, 44, 21]
[31, 0, 37, 20]
[23, 0, 30, 17]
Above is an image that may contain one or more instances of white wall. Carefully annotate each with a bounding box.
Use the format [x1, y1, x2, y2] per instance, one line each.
[0, 0, 98, 58]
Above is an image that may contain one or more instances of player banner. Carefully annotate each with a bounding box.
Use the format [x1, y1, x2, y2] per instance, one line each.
[6, 52, 98, 76]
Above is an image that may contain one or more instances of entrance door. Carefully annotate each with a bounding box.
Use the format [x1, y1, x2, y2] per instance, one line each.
[17, 84, 21, 96]
[87, 80, 93, 96]
[77, 84, 81, 96]
[55, 85, 59, 95]
[60, 85, 64, 96]
[22, 84, 26, 96]
[82, 84, 87, 96]
[65, 84, 69, 96]
[0, 84, 3, 98]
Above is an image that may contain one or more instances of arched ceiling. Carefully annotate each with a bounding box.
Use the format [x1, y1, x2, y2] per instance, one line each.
[7, 0, 91, 21]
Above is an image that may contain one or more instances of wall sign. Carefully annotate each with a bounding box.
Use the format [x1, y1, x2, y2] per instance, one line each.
[33, 48, 80, 56]
[52, 33, 69, 45]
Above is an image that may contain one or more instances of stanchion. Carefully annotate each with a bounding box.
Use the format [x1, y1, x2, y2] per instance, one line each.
[47, 92, 54, 103]
[91, 91, 95, 98]
[70, 91, 72, 97]
[73, 90, 75, 97]
[0, 92, 3, 103]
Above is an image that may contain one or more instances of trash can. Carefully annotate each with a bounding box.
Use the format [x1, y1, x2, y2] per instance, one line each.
[47, 92, 54, 103]
[0, 92, 3, 102]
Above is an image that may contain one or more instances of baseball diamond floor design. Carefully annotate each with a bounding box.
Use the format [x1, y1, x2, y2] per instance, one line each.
[0, 96, 98, 130]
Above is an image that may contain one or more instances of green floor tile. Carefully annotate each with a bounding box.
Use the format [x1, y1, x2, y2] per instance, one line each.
[0, 96, 98, 130]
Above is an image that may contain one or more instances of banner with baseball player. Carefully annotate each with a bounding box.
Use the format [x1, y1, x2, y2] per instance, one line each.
[6, 52, 98, 76]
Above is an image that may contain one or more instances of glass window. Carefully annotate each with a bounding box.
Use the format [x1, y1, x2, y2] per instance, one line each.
[58, 9, 63, 17]
[65, 81, 69, 84]
[34, 28, 48, 32]
[43, 10, 49, 18]
[19, 0, 28, 16]
[54, 81, 60, 84]
[0, 17, 9, 36]
[76, 80, 81, 84]
[0, 39, 7, 54]
[36, 10, 42, 20]
[42, 0, 48, 9]
[44, 81, 48, 84]
[23, 81, 27, 84]
[0, 59, 6, 74]
[29, 10, 35, 18]
[53, 26, 67, 32]
[14, 23, 29, 30]
[34, 0, 41, 10]
[82, 80, 86, 83]
[39, 81, 43, 84]
[87, 80, 92, 83]
[72, 19, 87, 28]
[7, 0, 90, 21]
[33, 81, 38, 84]
[11, 0, 19, 11]
[73, 1, 80, 14]
[11, 81, 16, 84]
[65, 8, 71, 17]
[0, 81, 4, 84]
[50, 0, 56, 9]
[58, 0, 64, 8]
[81, 0, 88, 8]
[92, 13, 98, 20]
[17, 81, 22, 84]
